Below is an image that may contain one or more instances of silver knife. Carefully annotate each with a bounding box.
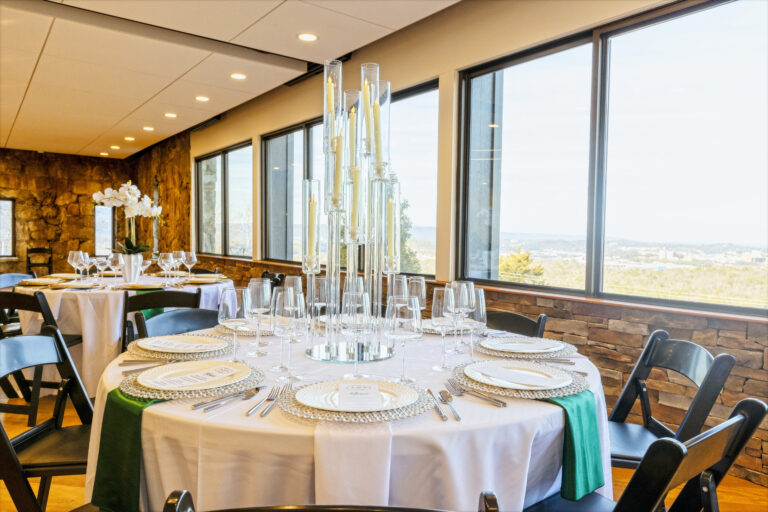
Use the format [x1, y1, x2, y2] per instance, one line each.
[203, 386, 263, 413]
[427, 389, 448, 421]
[192, 389, 251, 410]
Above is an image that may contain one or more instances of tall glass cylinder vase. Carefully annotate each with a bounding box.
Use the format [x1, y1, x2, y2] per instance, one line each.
[371, 80, 391, 179]
[360, 63, 379, 158]
[383, 178, 401, 274]
[326, 210, 342, 346]
[323, 60, 342, 155]
[302, 179, 320, 334]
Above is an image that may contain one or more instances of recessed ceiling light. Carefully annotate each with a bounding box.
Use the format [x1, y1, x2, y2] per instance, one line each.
[489, 124, 499, 128]
[164, 112, 177, 118]
[143, 126, 154, 131]
[195, 96, 210, 102]
[273, 166, 280, 170]
[100, 152, 109, 156]
[110, 145, 120, 150]
[124, 136, 135, 141]
[230, 73, 246, 80]
[298, 33, 317, 42]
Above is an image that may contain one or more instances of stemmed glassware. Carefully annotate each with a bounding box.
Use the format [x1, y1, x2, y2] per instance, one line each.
[140, 259, 152, 279]
[340, 291, 373, 379]
[408, 276, 426, 311]
[384, 296, 422, 384]
[93, 257, 108, 284]
[447, 281, 475, 353]
[183, 252, 197, 277]
[467, 288, 486, 361]
[431, 288, 455, 372]
[172, 251, 185, 284]
[218, 287, 246, 363]
[107, 253, 124, 280]
[284, 276, 304, 344]
[158, 253, 173, 285]
[246, 278, 272, 356]
[271, 287, 303, 382]
[68, 251, 82, 279]
[387, 274, 408, 299]
[79, 253, 92, 282]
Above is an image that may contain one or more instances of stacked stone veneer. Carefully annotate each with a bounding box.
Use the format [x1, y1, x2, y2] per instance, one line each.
[197, 254, 768, 486]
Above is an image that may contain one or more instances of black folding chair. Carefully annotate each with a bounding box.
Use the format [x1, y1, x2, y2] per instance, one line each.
[161, 490, 500, 512]
[525, 398, 766, 512]
[0, 291, 83, 425]
[0, 326, 93, 512]
[191, 267, 219, 274]
[26, 247, 53, 276]
[122, 289, 203, 350]
[136, 309, 220, 339]
[609, 330, 735, 469]
[0, 273, 36, 398]
[486, 309, 547, 337]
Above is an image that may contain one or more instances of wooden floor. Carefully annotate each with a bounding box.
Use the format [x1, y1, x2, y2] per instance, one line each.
[1, 397, 766, 512]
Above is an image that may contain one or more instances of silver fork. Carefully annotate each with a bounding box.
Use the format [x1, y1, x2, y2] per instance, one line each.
[247, 385, 280, 417]
[446, 378, 507, 407]
[261, 383, 292, 417]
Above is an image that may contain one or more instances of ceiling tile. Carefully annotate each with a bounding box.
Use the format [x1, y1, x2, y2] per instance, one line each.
[62, 0, 283, 41]
[180, 53, 304, 94]
[301, 0, 460, 31]
[232, 0, 391, 63]
[150, 79, 255, 114]
[0, 5, 52, 52]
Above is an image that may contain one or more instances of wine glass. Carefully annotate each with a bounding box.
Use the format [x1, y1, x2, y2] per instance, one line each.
[158, 253, 173, 285]
[93, 257, 108, 284]
[271, 288, 302, 381]
[183, 252, 197, 277]
[140, 259, 152, 279]
[408, 276, 427, 312]
[68, 251, 82, 279]
[387, 274, 408, 299]
[448, 281, 475, 352]
[172, 251, 185, 283]
[108, 253, 124, 281]
[467, 288, 486, 361]
[218, 287, 246, 362]
[79, 252, 91, 282]
[431, 288, 456, 372]
[384, 296, 422, 384]
[291, 292, 308, 345]
[247, 278, 272, 355]
[341, 291, 372, 379]
[284, 275, 303, 296]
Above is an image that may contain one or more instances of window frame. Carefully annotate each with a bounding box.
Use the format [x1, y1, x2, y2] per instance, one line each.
[93, 204, 115, 257]
[0, 197, 16, 257]
[195, 140, 253, 257]
[456, 0, 766, 316]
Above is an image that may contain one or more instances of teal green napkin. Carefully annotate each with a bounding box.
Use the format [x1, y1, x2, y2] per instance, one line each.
[544, 390, 604, 500]
[91, 389, 163, 512]
[135, 289, 164, 321]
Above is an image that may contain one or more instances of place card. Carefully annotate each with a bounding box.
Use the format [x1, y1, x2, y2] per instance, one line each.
[143, 365, 239, 389]
[338, 382, 383, 410]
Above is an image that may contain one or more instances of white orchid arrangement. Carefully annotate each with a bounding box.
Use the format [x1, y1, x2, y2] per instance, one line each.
[93, 181, 161, 254]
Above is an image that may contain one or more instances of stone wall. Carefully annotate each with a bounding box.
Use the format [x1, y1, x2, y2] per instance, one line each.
[0, 148, 134, 274]
[197, 254, 768, 486]
[129, 131, 191, 253]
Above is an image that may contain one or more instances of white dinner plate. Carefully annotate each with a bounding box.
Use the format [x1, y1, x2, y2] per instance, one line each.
[464, 360, 572, 390]
[295, 380, 419, 413]
[16, 278, 63, 286]
[48, 273, 79, 280]
[480, 337, 564, 354]
[137, 360, 250, 391]
[137, 334, 228, 354]
[114, 283, 165, 290]
[49, 281, 100, 289]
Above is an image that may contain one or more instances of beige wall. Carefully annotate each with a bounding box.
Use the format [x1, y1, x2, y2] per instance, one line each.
[189, 0, 671, 280]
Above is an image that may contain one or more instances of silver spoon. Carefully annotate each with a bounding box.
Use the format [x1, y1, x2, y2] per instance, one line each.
[439, 390, 461, 421]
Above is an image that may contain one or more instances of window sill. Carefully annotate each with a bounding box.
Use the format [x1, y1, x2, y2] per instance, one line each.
[0, 257, 19, 262]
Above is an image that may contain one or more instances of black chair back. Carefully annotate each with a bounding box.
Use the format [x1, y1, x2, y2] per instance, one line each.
[610, 330, 735, 442]
[122, 289, 203, 349]
[0, 291, 58, 337]
[261, 270, 285, 288]
[0, 273, 35, 289]
[192, 267, 219, 274]
[136, 309, 220, 339]
[0, 326, 93, 512]
[163, 490, 499, 512]
[614, 398, 766, 512]
[486, 310, 546, 338]
[26, 248, 52, 276]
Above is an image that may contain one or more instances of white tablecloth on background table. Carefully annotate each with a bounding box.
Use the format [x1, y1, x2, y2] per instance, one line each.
[85, 330, 612, 512]
[14, 277, 233, 395]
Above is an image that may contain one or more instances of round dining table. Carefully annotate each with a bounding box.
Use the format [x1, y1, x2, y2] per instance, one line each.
[85, 329, 612, 512]
[14, 276, 233, 395]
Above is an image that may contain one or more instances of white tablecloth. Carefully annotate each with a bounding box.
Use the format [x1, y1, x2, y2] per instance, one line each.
[15, 277, 233, 395]
[85, 331, 612, 512]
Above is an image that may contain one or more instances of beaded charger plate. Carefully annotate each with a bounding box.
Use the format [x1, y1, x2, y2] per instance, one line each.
[452, 361, 588, 399]
[126, 333, 233, 361]
[278, 381, 433, 424]
[475, 338, 577, 360]
[120, 364, 265, 400]
[214, 323, 274, 337]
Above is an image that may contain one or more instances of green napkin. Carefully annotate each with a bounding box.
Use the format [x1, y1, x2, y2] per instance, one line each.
[135, 289, 164, 321]
[92, 389, 163, 512]
[544, 390, 604, 501]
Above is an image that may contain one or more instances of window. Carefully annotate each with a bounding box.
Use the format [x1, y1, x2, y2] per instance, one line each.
[459, 0, 768, 314]
[262, 82, 440, 276]
[94, 205, 114, 256]
[0, 198, 14, 257]
[196, 143, 253, 257]
[462, 44, 592, 289]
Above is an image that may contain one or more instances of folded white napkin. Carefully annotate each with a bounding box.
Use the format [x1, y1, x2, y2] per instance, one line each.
[314, 422, 393, 505]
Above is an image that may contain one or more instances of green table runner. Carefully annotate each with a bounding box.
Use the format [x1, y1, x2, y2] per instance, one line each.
[544, 390, 604, 501]
[92, 389, 163, 512]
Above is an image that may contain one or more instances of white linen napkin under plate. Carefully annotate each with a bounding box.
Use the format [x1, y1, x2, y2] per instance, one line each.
[314, 422, 393, 506]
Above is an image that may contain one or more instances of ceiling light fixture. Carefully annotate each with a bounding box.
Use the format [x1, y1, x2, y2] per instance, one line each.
[489, 124, 499, 128]
[143, 126, 154, 131]
[124, 136, 135, 141]
[230, 73, 246, 80]
[100, 152, 109, 156]
[110, 145, 120, 150]
[298, 33, 317, 42]
[164, 112, 177, 118]
[195, 96, 210, 102]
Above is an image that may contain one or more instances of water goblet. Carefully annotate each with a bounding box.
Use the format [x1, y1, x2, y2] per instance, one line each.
[68, 251, 82, 280]
[108, 253, 124, 282]
[183, 251, 197, 277]
[140, 259, 152, 279]
[447, 281, 475, 352]
[387, 274, 408, 299]
[93, 257, 108, 284]
[341, 291, 373, 379]
[247, 278, 272, 353]
[431, 288, 456, 372]
[384, 295, 422, 384]
[157, 253, 173, 285]
[172, 251, 185, 283]
[218, 287, 246, 363]
[79, 252, 91, 282]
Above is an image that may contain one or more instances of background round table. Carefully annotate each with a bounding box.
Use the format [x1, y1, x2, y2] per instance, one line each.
[14, 277, 233, 395]
[85, 329, 612, 511]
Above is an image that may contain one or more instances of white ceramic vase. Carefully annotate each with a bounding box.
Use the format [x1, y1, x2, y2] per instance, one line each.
[123, 253, 143, 283]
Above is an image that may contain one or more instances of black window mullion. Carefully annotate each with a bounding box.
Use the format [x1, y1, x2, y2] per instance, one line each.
[221, 153, 228, 256]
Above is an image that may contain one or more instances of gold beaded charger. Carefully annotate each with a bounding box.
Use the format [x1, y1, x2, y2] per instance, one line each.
[452, 360, 588, 399]
[126, 333, 233, 361]
[475, 337, 577, 360]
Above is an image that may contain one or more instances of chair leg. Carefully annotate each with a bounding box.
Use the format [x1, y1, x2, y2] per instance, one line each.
[27, 367, 43, 427]
[701, 470, 719, 512]
[0, 375, 19, 398]
[37, 475, 52, 511]
[11, 370, 32, 402]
